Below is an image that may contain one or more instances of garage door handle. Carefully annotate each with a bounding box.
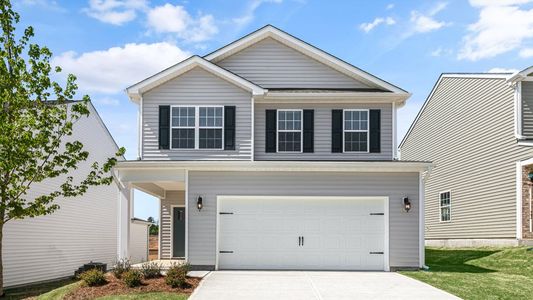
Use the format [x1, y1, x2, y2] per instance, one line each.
[369, 252, 384, 254]
[302, 236, 304, 246]
[298, 236, 301, 246]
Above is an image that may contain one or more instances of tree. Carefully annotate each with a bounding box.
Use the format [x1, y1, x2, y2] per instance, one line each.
[0, 0, 125, 295]
[147, 217, 159, 236]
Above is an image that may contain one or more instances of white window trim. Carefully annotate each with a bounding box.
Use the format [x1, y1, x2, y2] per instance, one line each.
[170, 105, 225, 150]
[439, 190, 452, 223]
[276, 109, 303, 153]
[343, 109, 370, 153]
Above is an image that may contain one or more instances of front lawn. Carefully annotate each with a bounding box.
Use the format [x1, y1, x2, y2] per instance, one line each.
[401, 247, 533, 300]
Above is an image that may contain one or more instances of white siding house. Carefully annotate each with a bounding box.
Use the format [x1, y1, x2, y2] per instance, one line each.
[3, 102, 130, 288]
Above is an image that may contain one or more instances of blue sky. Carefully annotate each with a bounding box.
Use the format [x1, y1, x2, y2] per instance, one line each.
[16, 0, 533, 221]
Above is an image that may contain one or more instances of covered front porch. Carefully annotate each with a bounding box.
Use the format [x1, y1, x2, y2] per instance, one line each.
[115, 166, 189, 263]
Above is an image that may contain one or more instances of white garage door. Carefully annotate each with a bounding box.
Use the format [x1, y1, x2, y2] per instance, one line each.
[217, 196, 388, 271]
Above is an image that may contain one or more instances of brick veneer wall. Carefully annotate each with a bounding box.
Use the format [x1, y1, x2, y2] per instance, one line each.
[522, 166, 533, 239]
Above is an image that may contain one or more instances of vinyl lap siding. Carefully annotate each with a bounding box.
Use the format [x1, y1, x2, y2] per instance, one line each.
[522, 82, 533, 137]
[3, 110, 120, 287]
[400, 77, 533, 239]
[187, 171, 420, 268]
[160, 191, 185, 259]
[216, 38, 370, 89]
[255, 103, 393, 160]
[142, 67, 252, 160]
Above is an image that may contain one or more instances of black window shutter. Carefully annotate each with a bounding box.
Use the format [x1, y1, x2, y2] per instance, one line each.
[159, 105, 170, 150]
[224, 106, 236, 150]
[265, 109, 277, 153]
[369, 109, 381, 153]
[331, 109, 343, 153]
[303, 110, 314, 153]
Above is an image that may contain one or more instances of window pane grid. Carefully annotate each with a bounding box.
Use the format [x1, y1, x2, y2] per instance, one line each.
[277, 110, 302, 152]
[170, 106, 224, 150]
[343, 110, 368, 152]
[439, 192, 451, 222]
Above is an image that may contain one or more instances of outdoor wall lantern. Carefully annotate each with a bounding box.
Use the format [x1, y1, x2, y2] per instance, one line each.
[197, 196, 203, 211]
[403, 197, 411, 212]
[528, 172, 533, 181]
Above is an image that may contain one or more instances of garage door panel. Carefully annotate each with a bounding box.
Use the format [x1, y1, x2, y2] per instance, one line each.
[218, 196, 386, 271]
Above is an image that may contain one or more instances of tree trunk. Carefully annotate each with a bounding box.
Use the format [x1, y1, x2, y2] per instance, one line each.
[0, 221, 4, 297]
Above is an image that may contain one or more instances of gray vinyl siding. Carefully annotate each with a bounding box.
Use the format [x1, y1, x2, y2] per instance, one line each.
[522, 81, 533, 137]
[187, 171, 420, 268]
[142, 67, 252, 160]
[160, 191, 185, 259]
[216, 38, 370, 89]
[254, 103, 393, 160]
[400, 77, 533, 239]
[3, 105, 120, 287]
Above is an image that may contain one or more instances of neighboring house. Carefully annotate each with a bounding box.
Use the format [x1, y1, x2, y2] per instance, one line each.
[3, 101, 135, 288]
[129, 218, 152, 264]
[399, 67, 533, 246]
[114, 25, 431, 271]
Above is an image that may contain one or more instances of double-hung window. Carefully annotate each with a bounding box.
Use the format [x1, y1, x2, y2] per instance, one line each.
[439, 191, 451, 222]
[277, 110, 302, 152]
[199, 107, 223, 149]
[343, 109, 369, 152]
[170, 106, 224, 150]
[171, 106, 195, 149]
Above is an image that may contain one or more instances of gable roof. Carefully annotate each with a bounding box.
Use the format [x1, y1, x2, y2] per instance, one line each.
[204, 25, 409, 95]
[126, 55, 265, 102]
[507, 65, 533, 84]
[398, 73, 509, 149]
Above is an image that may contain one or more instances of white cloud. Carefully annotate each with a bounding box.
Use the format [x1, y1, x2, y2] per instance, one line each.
[360, 17, 396, 33]
[520, 48, 533, 57]
[83, 0, 147, 25]
[20, 0, 65, 12]
[430, 47, 453, 57]
[232, 0, 283, 28]
[146, 4, 218, 42]
[487, 67, 519, 73]
[96, 97, 120, 106]
[458, 1, 533, 60]
[52, 42, 190, 94]
[410, 2, 449, 33]
[386, 3, 395, 10]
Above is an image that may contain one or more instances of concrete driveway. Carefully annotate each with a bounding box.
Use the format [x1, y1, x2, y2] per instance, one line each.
[189, 271, 460, 300]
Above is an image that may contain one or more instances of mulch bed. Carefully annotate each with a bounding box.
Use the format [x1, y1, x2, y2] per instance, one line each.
[64, 273, 200, 300]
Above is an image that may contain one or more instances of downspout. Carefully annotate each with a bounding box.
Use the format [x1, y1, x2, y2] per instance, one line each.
[138, 96, 143, 160]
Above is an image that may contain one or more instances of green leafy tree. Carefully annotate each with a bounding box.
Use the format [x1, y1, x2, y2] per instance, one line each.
[0, 0, 124, 295]
[147, 216, 159, 235]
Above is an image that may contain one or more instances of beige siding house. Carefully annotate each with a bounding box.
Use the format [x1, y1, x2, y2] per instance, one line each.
[115, 25, 431, 271]
[400, 67, 533, 246]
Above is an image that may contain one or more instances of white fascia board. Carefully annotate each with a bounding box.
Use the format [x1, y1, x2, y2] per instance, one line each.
[115, 160, 433, 173]
[261, 92, 410, 105]
[205, 25, 408, 95]
[507, 66, 533, 83]
[126, 56, 265, 102]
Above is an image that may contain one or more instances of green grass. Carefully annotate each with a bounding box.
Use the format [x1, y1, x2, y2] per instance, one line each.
[96, 292, 189, 299]
[3, 278, 79, 300]
[401, 247, 533, 300]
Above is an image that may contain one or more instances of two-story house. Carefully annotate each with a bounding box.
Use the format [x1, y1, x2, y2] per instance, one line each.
[115, 25, 431, 271]
[400, 66, 533, 247]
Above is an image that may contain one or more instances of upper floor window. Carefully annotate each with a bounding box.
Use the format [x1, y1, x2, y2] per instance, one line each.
[170, 106, 224, 150]
[171, 107, 195, 149]
[439, 191, 451, 222]
[343, 109, 368, 152]
[277, 110, 302, 152]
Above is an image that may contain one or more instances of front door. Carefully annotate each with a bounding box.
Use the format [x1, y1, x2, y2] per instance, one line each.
[172, 207, 186, 258]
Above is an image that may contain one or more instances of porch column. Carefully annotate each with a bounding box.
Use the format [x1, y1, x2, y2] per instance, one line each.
[118, 185, 133, 259]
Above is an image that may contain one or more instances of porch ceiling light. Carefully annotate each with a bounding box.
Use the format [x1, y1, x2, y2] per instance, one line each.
[403, 197, 411, 212]
[197, 196, 203, 211]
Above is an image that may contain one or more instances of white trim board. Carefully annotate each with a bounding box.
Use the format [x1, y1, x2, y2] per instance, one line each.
[215, 195, 390, 271]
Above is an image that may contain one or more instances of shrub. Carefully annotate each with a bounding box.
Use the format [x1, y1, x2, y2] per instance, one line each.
[165, 263, 190, 288]
[122, 269, 142, 287]
[141, 261, 161, 279]
[79, 269, 107, 287]
[113, 258, 131, 279]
